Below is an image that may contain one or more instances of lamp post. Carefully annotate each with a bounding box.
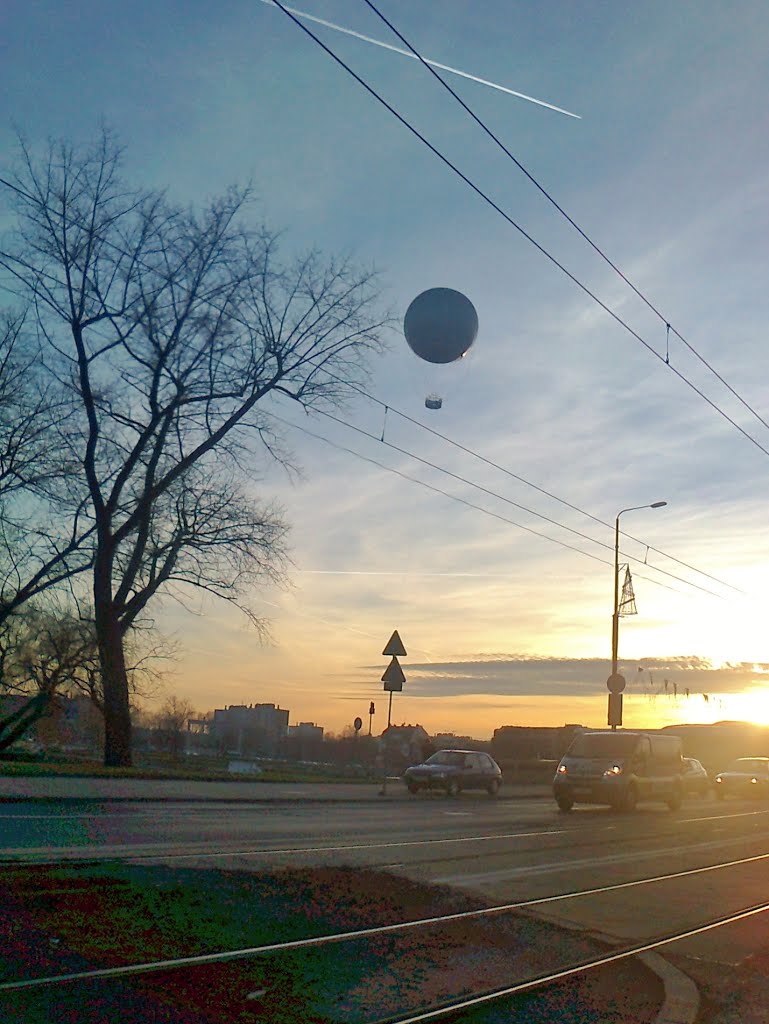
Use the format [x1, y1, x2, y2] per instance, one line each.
[609, 501, 667, 728]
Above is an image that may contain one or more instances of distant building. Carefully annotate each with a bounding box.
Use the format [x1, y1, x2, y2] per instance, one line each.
[491, 724, 583, 765]
[284, 721, 324, 762]
[661, 722, 769, 769]
[208, 703, 290, 757]
[380, 723, 430, 772]
[432, 733, 490, 752]
[288, 722, 324, 740]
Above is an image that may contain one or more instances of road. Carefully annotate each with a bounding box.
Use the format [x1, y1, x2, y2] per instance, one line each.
[3, 788, 769, 1021]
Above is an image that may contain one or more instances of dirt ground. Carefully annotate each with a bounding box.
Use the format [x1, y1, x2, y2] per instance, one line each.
[0, 862, 664, 1022]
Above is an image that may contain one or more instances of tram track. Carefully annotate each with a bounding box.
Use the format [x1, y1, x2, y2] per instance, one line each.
[3, 799, 769, 1021]
[3, 843, 769, 994]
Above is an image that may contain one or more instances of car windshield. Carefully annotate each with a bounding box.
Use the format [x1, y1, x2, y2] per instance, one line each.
[425, 751, 466, 767]
[567, 734, 640, 759]
[726, 759, 768, 773]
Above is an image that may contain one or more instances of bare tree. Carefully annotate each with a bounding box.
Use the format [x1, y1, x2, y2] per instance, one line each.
[0, 604, 167, 751]
[0, 313, 93, 627]
[153, 694, 196, 759]
[0, 130, 389, 765]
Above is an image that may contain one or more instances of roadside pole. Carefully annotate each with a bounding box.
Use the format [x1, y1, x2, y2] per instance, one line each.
[379, 631, 407, 796]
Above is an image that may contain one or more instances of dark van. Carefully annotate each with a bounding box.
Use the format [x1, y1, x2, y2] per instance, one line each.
[553, 730, 683, 812]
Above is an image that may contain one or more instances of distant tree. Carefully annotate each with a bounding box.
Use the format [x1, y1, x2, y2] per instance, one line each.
[153, 694, 196, 759]
[0, 129, 389, 767]
[0, 604, 169, 752]
[0, 606, 95, 750]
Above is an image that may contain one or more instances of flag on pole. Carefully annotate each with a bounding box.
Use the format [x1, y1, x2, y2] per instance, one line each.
[618, 565, 637, 616]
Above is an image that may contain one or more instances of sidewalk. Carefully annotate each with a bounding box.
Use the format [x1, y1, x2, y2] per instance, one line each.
[0, 775, 552, 803]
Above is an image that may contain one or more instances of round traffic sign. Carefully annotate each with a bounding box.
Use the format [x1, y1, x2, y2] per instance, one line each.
[606, 673, 626, 693]
[354, 717, 363, 732]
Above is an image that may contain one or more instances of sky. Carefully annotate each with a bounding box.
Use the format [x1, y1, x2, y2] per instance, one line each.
[2, 1, 769, 738]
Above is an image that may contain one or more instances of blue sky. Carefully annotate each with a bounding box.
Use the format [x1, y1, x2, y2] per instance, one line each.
[3, 1, 769, 736]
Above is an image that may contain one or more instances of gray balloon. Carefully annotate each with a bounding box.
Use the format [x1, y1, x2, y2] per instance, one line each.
[404, 287, 478, 365]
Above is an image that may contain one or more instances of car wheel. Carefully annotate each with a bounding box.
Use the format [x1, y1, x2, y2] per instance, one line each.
[487, 779, 500, 796]
[446, 779, 461, 798]
[407, 782, 420, 795]
[556, 797, 573, 812]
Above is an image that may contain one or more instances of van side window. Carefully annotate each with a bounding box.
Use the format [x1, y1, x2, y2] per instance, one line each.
[635, 738, 651, 761]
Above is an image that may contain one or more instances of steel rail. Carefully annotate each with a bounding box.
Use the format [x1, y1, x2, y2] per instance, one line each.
[3, 844, 769, 993]
[375, 897, 769, 1023]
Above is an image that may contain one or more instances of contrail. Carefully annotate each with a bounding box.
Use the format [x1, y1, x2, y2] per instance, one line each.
[297, 570, 520, 578]
[260, 0, 581, 119]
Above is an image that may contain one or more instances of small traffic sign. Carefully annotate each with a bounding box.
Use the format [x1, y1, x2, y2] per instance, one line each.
[382, 655, 405, 692]
[606, 673, 626, 694]
[354, 717, 363, 732]
[382, 630, 407, 657]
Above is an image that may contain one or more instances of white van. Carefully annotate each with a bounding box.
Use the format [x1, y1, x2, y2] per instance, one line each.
[553, 730, 683, 812]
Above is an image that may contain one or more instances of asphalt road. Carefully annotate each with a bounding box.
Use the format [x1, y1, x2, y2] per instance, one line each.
[3, 789, 769, 1021]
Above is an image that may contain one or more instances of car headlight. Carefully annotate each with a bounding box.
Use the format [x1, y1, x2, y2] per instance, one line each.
[751, 777, 758, 784]
[603, 764, 623, 777]
[557, 764, 567, 774]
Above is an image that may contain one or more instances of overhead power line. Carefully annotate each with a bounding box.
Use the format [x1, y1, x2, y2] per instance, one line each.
[297, 355, 743, 597]
[303, 403, 727, 600]
[274, 400, 726, 601]
[268, 409, 694, 596]
[0, 165, 743, 599]
[267, 0, 769, 464]
[340, 375, 744, 596]
[258, 0, 581, 118]
[0, 97, 742, 601]
[360, 0, 769, 438]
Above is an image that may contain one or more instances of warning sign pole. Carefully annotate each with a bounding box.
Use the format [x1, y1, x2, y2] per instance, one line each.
[379, 633, 407, 796]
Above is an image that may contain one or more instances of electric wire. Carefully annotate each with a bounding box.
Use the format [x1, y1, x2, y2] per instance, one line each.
[300, 402, 725, 598]
[0, 156, 742, 598]
[268, 409, 697, 598]
[267, 0, 769, 464]
[257, 0, 581, 118]
[360, 0, 769, 437]
[0, 174, 741, 602]
[307, 363, 744, 596]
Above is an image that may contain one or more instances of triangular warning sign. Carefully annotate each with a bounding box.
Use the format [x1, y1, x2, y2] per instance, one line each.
[382, 656, 405, 691]
[382, 630, 407, 657]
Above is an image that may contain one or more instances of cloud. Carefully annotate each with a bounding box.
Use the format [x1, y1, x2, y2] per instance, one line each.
[353, 654, 769, 699]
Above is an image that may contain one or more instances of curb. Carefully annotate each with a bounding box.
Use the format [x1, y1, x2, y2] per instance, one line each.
[519, 917, 700, 1024]
[639, 951, 700, 1024]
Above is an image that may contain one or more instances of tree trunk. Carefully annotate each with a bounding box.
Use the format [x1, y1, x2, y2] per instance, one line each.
[94, 560, 132, 767]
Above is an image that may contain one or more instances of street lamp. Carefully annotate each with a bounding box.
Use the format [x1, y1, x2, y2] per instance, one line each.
[609, 501, 667, 729]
